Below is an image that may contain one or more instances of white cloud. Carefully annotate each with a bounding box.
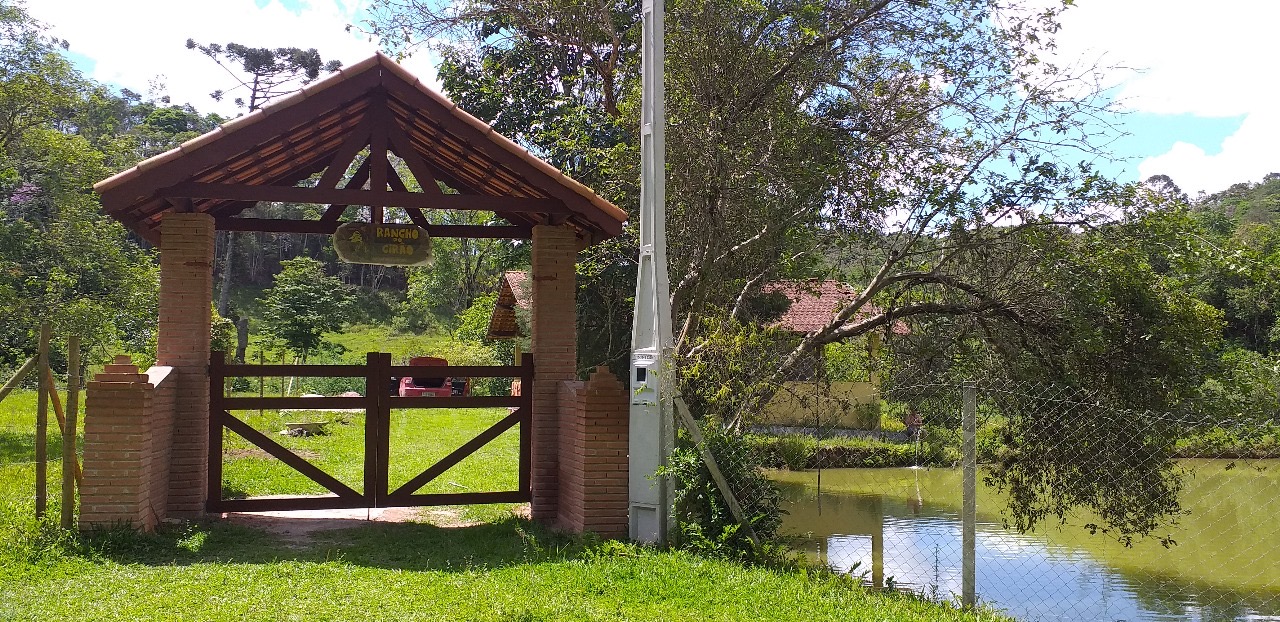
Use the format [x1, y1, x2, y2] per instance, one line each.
[1048, 1, 1280, 118]
[1036, 0, 1280, 193]
[29, 0, 440, 117]
[1138, 110, 1280, 196]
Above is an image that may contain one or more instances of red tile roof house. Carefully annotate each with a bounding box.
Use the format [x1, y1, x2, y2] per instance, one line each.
[486, 270, 532, 345]
[758, 280, 908, 431]
[487, 270, 532, 396]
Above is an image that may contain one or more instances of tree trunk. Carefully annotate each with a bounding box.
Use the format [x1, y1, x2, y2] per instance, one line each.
[216, 231, 235, 317]
[234, 318, 249, 363]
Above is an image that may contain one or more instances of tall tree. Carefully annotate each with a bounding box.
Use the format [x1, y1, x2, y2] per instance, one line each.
[0, 1, 159, 366]
[185, 39, 343, 318]
[368, 0, 1124, 386]
[365, 0, 1215, 537]
[259, 257, 352, 362]
[185, 40, 342, 112]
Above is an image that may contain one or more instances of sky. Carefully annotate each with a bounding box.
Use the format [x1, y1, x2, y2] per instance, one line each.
[27, 0, 442, 114]
[26, 0, 1280, 198]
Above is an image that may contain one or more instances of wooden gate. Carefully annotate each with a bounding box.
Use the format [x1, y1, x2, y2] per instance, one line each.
[207, 352, 533, 513]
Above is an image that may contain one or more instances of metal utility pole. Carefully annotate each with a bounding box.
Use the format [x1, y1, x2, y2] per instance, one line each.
[629, 0, 673, 544]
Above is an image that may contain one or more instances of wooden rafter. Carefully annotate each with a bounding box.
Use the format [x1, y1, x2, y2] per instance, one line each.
[160, 182, 570, 213]
[319, 157, 371, 224]
[98, 69, 382, 208]
[214, 218, 532, 238]
[314, 114, 373, 190]
[386, 120, 445, 196]
[368, 89, 390, 225]
[386, 166, 434, 229]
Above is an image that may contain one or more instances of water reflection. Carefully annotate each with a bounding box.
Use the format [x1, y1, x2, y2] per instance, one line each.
[773, 464, 1280, 622]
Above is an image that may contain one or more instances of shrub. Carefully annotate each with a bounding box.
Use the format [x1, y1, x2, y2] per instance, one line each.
[664, 420, 784, 562]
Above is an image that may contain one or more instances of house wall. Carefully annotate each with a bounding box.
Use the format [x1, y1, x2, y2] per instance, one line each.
[761, 381, 881, 430]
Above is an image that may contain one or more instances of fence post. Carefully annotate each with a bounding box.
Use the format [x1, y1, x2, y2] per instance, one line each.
[962, 384, 977, 607]
[35, 322, 50, 518]
[0, 356, 37, 403]
[60, 336, 80, 529]
[207, 351, 225, 513]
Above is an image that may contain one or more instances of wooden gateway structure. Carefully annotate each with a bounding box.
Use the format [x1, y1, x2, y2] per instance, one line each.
[80, 54, 631, 536]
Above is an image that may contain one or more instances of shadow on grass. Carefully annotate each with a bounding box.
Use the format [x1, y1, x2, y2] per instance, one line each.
[81, 514, 588, 573]
[0, 429, 66, 465]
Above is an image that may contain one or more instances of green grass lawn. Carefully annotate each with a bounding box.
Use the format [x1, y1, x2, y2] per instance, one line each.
[1, 388, 1010, 621]
[220, 406, 521, 523]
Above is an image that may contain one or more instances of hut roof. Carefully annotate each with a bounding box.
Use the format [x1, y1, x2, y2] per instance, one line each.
[94, 53, 626, 245]
[487, 270, 532, 340]
[765, 280, 910, 335]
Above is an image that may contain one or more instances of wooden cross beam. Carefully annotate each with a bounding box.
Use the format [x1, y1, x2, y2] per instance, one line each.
[161, 182, 567, 213]
[214, 217, 532, 238]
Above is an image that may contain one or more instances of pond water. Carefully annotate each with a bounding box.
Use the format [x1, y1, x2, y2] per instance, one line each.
[771, 461, 1280, 622]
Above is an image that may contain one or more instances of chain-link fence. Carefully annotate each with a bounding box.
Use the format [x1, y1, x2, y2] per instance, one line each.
[675, 352, 1280, 622]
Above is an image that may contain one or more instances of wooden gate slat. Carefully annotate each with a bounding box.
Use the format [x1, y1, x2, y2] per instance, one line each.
[370, 353, 393, 505]
[387, 408, 524, 498]
[388, 491, 528, 506]
[390, 395, 521, 408]
[221, 411, 363, 499]
[208, 351, 534, 512]
[388, 364, 524, 377]
[208, 354, 225, 511]
[211, 495, 362, 513]
[218, 363, 368, 377]
[518, 355, 533, 495]
[223, 396, 368, 410]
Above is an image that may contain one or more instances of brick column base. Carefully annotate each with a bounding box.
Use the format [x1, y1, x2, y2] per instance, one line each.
[80, 356, 175, 531]
[557, 367, 629, 538]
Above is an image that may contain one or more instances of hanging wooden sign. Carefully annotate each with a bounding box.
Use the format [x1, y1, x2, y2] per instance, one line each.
[333, 222, 432, 266]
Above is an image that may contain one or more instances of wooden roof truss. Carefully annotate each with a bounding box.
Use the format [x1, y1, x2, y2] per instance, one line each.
[95, 54, 626, 245]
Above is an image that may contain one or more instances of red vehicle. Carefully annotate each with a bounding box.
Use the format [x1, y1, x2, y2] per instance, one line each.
[398, 356, 471, 397]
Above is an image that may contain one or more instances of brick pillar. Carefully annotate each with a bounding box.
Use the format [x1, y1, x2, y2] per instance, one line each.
[80, 356, 158, 531]
[558, 368, 629, 538]
[156, 212, 214, 516]
[530, 224, 578, 521]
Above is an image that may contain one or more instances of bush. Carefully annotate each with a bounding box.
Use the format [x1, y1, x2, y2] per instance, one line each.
[664, 420, 784, 562]
[747, 433, 955, 469]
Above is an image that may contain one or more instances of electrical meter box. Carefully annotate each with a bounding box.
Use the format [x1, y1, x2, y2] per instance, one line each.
[630, 349, 659, 406]
[628, 347, 666, 542]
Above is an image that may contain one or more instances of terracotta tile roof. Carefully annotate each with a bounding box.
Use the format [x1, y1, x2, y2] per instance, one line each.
[94, 53, 626, 244]
[487, 270, 531, 339]
[765, 280, 909, 335]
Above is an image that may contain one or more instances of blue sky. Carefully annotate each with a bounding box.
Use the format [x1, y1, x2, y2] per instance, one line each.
[28, 0, 1279, 198]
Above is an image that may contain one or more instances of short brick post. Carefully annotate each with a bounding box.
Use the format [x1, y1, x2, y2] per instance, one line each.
[156, 212, 214, 516]
[80, 356, 158, 531]
[557, 367, 629, 538]
[530, 224, 579, 522]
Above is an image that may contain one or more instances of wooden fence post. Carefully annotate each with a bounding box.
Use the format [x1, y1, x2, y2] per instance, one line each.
[61, 336, 80, 529]
[0, 356, 37, 404]
[35, 322, 50, 518]
[44, 368, 83, 488]
[673, 396, 759, 548]
[208, 351, 225, 513]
